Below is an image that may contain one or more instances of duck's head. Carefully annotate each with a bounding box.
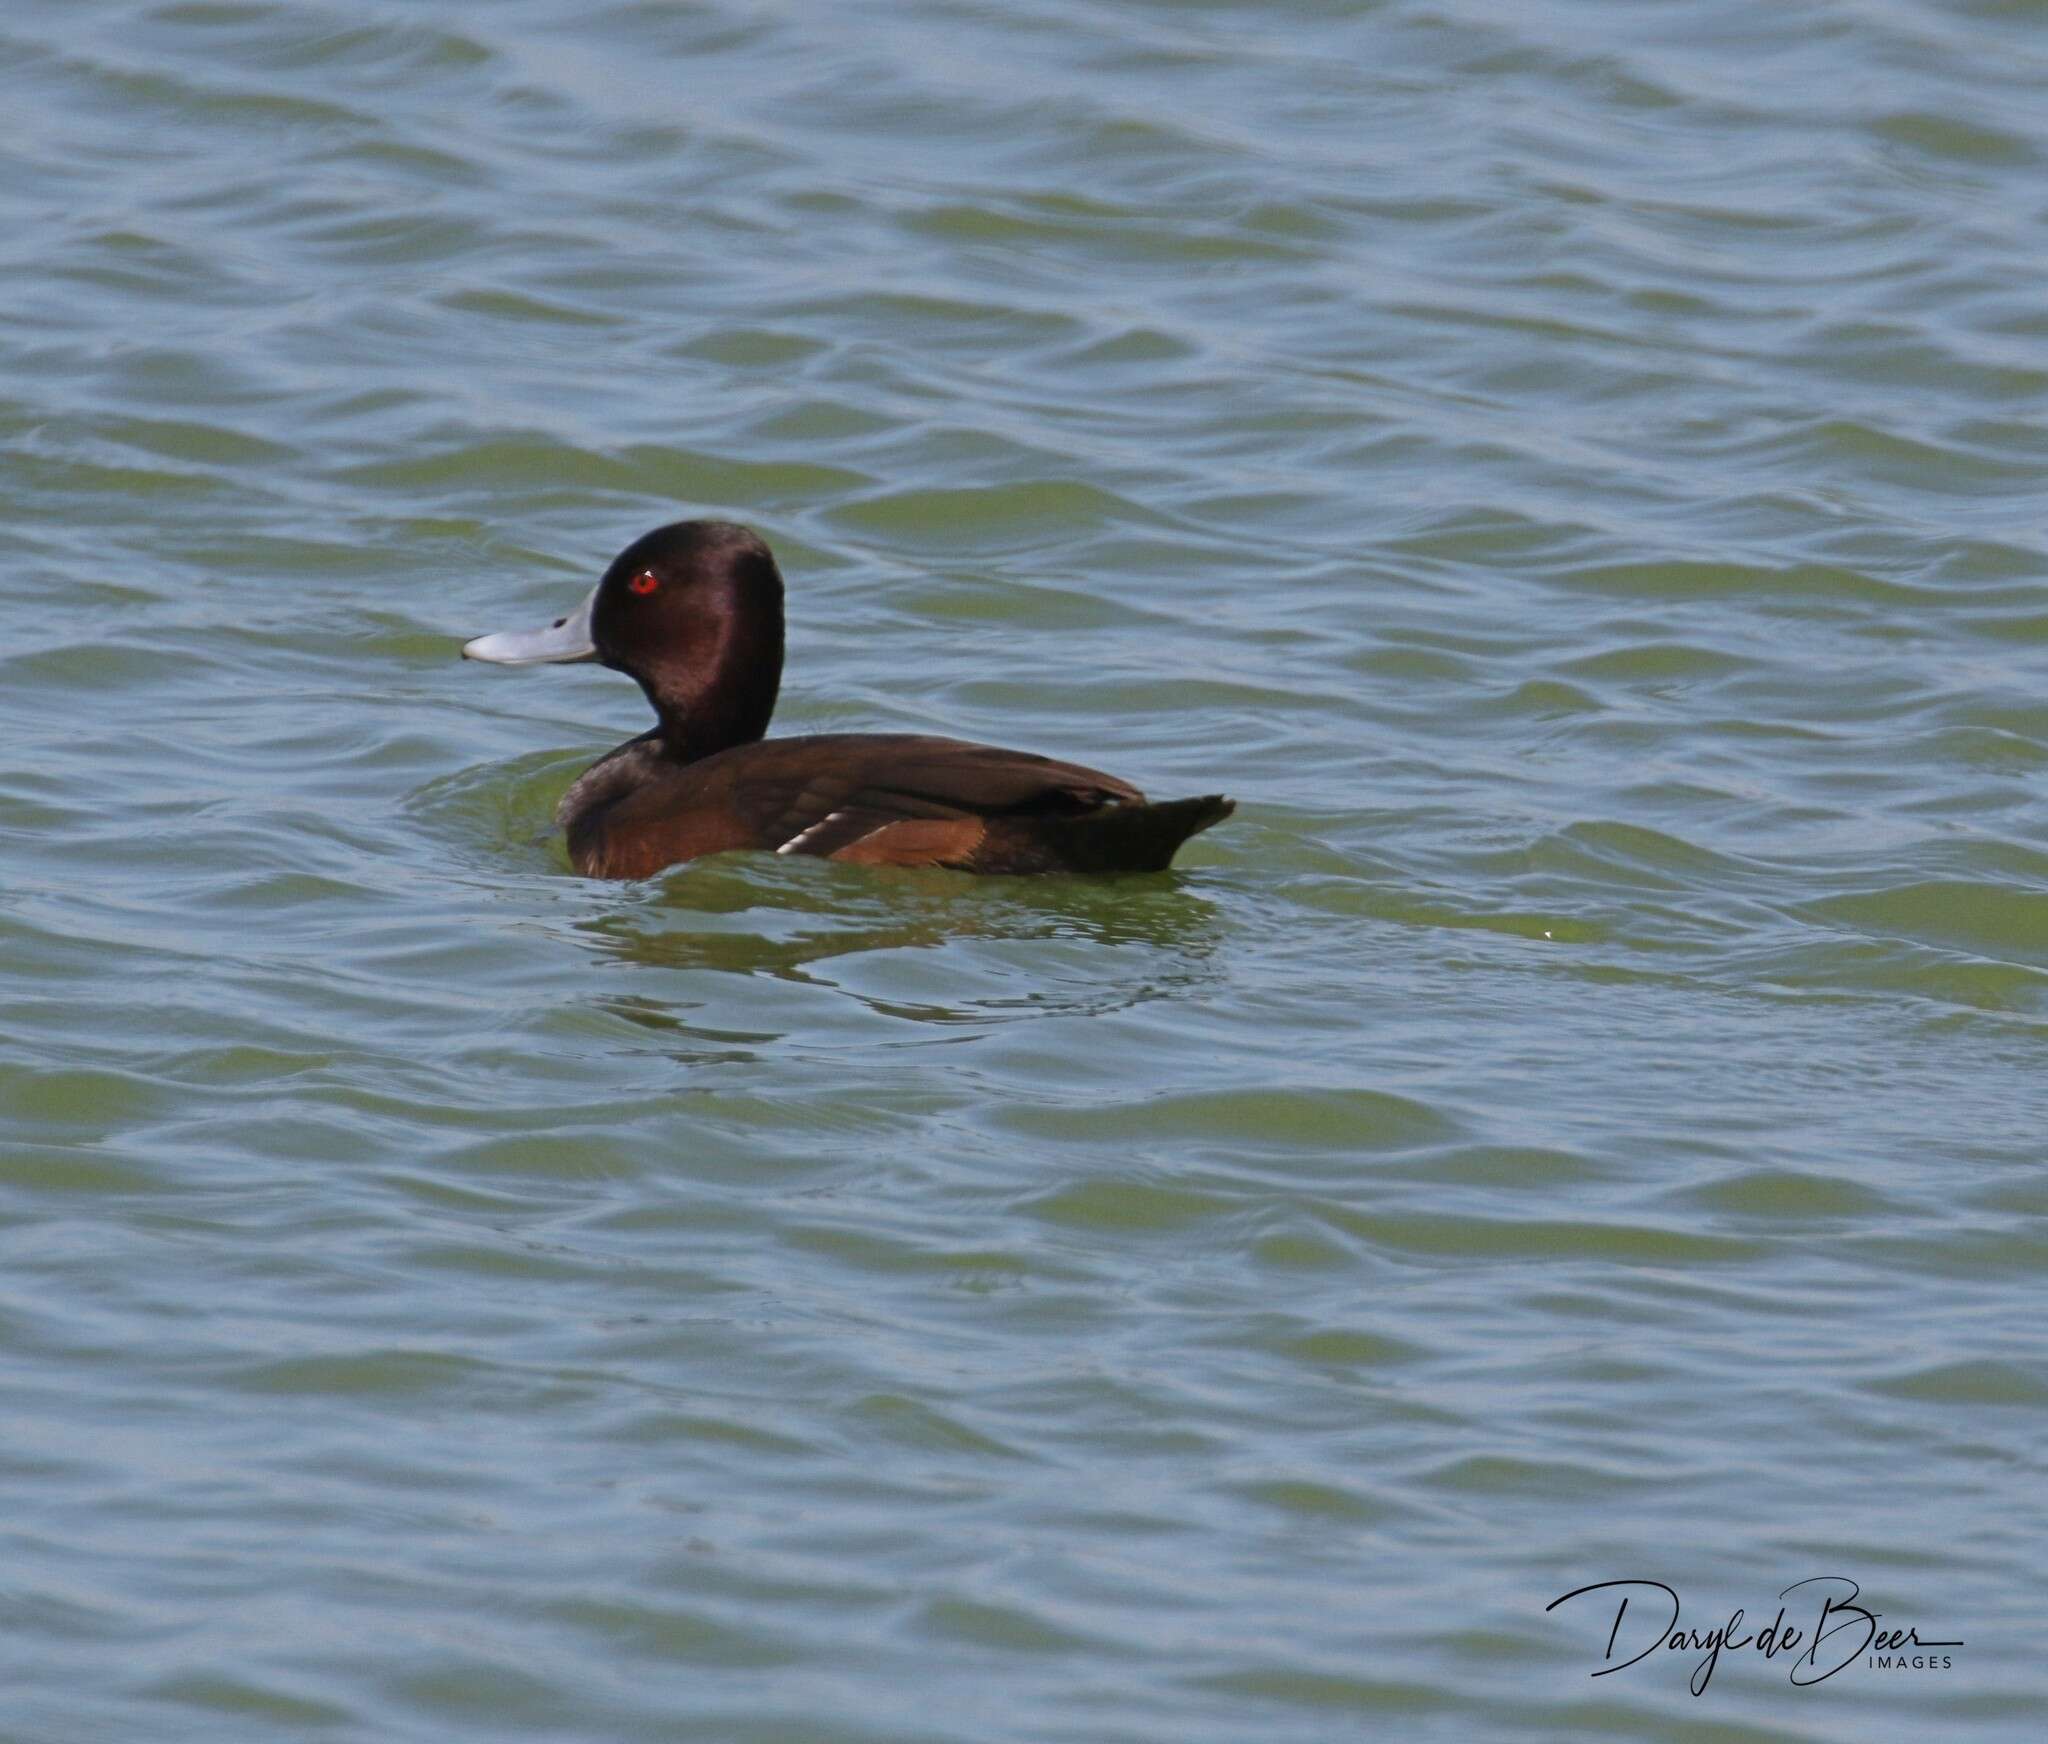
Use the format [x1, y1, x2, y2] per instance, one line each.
[464, 519, 786, 754]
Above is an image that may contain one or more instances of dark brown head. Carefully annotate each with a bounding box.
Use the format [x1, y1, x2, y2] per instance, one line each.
[464, 519, 786, 760]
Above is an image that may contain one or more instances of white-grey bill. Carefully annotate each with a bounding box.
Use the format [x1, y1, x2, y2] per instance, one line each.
[461, 585, 599, 665]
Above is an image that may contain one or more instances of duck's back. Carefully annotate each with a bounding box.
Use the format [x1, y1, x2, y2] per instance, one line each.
[561, 732, 1232, 879]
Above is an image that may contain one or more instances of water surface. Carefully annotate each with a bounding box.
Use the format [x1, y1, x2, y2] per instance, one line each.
[2, 2, 2044, 1740]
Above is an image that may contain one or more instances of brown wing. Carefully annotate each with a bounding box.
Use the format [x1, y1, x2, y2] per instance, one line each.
[719, 734, 1145, 859]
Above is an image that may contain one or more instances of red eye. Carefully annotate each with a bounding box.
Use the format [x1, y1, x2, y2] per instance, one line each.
[628, 571, 659, 595]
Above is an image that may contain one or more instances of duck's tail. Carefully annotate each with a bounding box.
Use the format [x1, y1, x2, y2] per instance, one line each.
[985, 793, 1235, 874]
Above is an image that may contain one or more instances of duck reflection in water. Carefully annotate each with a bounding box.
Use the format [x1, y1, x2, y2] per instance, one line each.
[572, 855, 1228, 1049]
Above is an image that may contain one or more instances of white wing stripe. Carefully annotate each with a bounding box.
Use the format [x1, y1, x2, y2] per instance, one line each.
[776, 809, 851, 855]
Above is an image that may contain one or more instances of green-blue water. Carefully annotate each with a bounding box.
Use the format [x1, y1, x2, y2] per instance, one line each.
[3, 2, 2044, 1739]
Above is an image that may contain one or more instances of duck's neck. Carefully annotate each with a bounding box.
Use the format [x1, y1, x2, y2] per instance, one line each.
[640, 606, 783, 764]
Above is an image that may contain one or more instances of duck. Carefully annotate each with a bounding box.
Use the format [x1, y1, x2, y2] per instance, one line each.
[462, 520, 1234, 879]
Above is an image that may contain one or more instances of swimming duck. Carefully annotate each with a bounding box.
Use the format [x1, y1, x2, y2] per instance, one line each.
[462, 520, 1233, 879]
